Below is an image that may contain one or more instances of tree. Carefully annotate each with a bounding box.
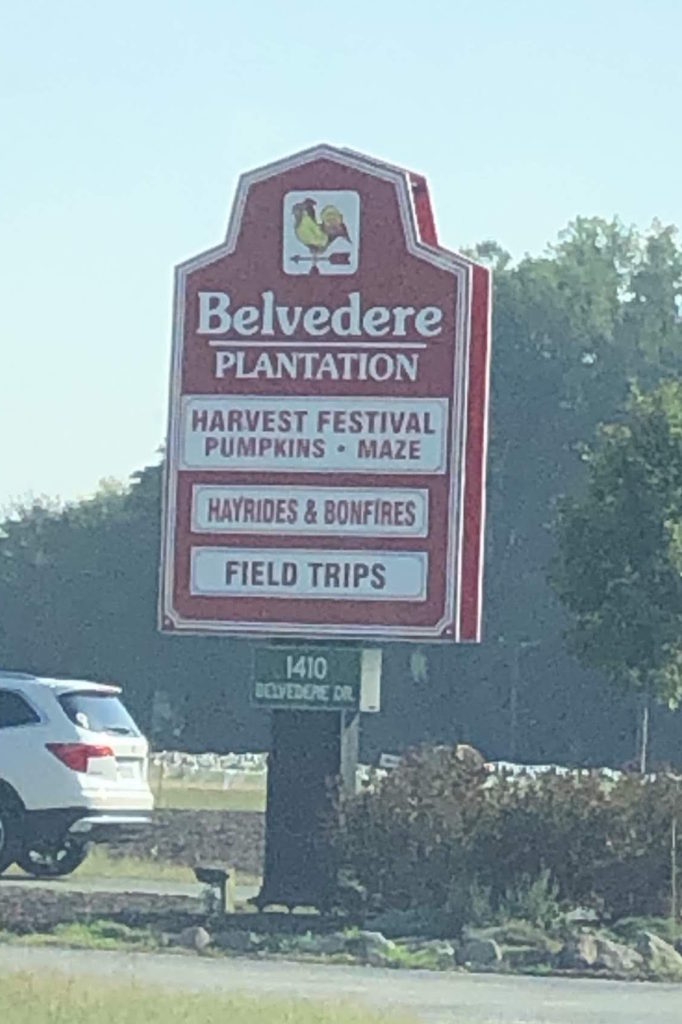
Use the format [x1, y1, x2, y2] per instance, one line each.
[1, 218, 681, 765]
[552, 381, 682, 770]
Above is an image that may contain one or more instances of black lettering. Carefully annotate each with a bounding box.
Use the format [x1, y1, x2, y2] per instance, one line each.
[371, 563, 386, 590]
[353, 563, 370, 587]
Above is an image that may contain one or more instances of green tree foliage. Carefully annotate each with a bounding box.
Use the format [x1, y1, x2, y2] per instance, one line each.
[0, 466, 267, 752]
[552, 382, 682, 714]
[465, 217, 682, 765]
[0, 218, 681, 762]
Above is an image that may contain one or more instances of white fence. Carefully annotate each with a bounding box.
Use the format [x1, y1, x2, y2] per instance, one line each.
[150, 750, 639, 792]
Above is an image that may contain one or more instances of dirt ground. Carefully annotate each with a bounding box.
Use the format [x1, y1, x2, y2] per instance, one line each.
[0, 884, 204, 934]
[104, 810, 265, 876]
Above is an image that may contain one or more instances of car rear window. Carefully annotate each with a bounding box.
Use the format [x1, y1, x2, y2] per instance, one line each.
[58, 692, 140, 736]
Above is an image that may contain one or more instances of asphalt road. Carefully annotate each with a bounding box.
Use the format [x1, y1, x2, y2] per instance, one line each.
[1, 944, 681, 1023]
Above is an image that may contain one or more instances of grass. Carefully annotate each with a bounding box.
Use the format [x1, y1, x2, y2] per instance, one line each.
[6, 847, 263, 891]
[0, 973, 413, 1024]
[149, 773, 266, 813]
[78, 847, 198, 882]
[0, 920, 160, 952]
[154, 783, 266, 813]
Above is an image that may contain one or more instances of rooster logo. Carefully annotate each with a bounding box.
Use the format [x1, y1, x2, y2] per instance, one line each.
[283, 190, 359, 276]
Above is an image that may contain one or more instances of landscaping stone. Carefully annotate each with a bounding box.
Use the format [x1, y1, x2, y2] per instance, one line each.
[557, 933, 643, 976]
[214, 930, 262, 953]
[564, 907, 600, 925]
[282, 932, 349, 957]
[556, 933, 599, 970]
[177, 925, 212, 952]
[458, 936, 503, 967]
[346, 930, 397, 965]
[396, 938, 457, 967]
[635, 931, 682, 980]
[502, 944, 554, 969]
[593, 936, 643, 975]
[310, 933, 352, 956]
[476, 922, 560, 956]
[398, 938, 456, 957]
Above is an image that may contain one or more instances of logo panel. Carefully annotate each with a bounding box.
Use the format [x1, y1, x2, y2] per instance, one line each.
[282, 190, 360, 276]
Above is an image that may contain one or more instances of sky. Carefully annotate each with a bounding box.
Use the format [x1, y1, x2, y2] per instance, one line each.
[1, 0, 681, 506]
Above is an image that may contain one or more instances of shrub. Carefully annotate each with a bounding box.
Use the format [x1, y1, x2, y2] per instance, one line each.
[333, 746, 679, 922]
[496, 870, 561, 930]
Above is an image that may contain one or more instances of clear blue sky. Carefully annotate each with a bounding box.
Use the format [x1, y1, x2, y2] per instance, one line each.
[1, 1, 680, 505]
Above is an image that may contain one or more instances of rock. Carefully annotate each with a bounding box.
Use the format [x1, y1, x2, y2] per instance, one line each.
[313, 933, 351, 956]
[455, 744, 486, 770]
[635, 931, 682, 979]
[564, 906, 600, 925]
[593, 936, 643, 976]
[557, 933, 643, 976]
[287, 932, 349, 957]
[399, 938, 456, 957]
[502, 945, 554, 969]
[397, 938, 456, 966]
[347, 930, 397, 965]
[556, 933, 599, 969]
[458, 936, 503, 967]
[177, 926, 212, 952]
[214, 930, 259, 953]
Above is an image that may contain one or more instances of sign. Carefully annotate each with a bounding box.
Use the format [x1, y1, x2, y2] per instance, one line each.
[160, 145, 491, 641]
[252, 646, 361, 711]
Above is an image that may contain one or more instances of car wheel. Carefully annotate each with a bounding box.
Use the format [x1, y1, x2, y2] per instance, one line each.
[17, 839, 88, 878]
[0, 802, 23, 875]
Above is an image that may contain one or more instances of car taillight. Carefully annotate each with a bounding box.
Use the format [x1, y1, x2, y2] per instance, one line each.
[46, 743, 114, 773]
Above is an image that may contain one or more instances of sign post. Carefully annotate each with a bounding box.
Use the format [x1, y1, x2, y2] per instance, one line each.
[160, 145, 491, 909]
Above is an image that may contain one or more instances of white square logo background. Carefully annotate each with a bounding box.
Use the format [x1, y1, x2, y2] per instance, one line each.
[282, 190, 360, 275]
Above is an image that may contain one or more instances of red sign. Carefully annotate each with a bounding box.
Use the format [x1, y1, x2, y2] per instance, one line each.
[160, 146, 491, 641]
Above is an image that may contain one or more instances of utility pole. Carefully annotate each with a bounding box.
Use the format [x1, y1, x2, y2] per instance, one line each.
[501, 638, 540, 761]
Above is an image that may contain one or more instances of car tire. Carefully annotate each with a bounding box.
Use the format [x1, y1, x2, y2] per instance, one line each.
[0, 801, 23, 875]
[17, 839, 89, 878]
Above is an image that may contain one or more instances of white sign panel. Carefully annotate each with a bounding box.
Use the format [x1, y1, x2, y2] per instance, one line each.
[180, 395, 448, 474]
[190, 548, 428, 601]
[191, 485, 429, 538]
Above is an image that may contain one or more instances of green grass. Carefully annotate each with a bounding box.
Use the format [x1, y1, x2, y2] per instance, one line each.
[78, 848, 198, 882]
[0, 973, 413, 1024]
[154, 783, 266, 813]
[6, 847, 263, 891]
[149, 771, 266, 813]
[1, 920, 160, 952]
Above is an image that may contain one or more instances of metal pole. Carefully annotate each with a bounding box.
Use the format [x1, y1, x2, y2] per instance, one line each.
[639, 696, 650, 775]
[672, 800, 678, 945]
[510, 646, 519, 761]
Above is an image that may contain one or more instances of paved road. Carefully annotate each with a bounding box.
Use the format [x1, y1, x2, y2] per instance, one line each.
[1, 944, 680, 1023]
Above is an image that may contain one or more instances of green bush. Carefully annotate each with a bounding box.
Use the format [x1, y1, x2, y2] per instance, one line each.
[495, 870, 561, 930]
[333, 746, 679, 922]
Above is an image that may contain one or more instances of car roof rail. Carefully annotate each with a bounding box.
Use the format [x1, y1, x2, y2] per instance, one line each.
[0, 670, 38, 682]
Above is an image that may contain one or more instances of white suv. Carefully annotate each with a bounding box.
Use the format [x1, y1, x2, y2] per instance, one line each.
[0, 671, 154, 877]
